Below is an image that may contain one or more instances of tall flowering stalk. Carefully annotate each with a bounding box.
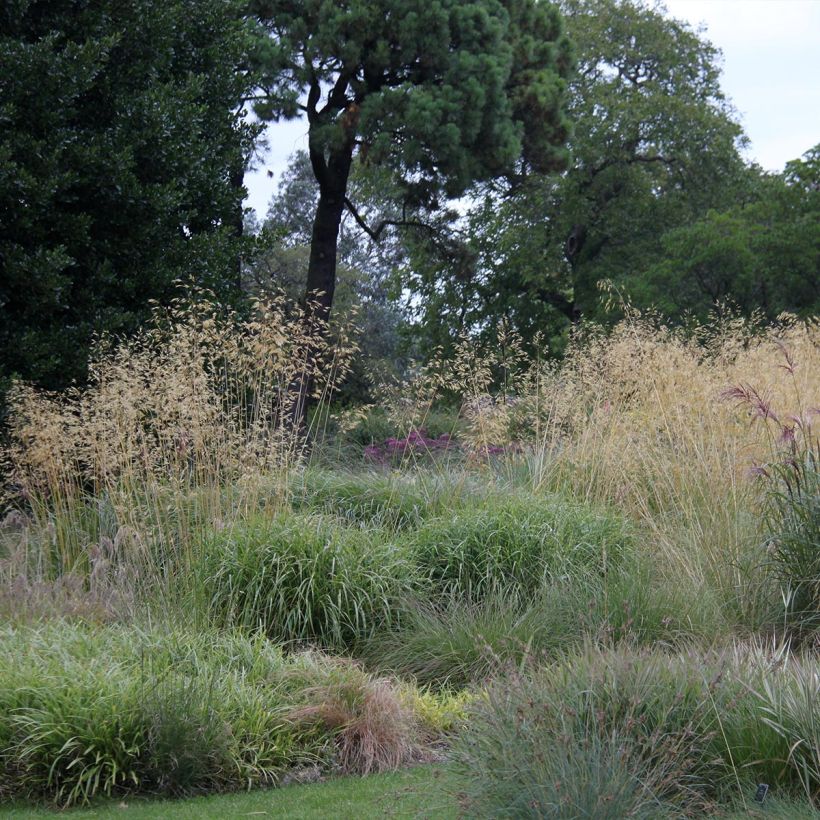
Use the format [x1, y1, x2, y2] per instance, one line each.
[722, 343, 820, 632]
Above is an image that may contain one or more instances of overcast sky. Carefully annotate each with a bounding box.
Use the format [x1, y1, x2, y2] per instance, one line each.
[243, 0, 820, 218]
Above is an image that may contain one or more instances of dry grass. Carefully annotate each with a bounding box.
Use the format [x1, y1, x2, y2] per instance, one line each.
[362, 309, 819, 631]
[1, 291, 355, 591]
[288, 663, 420, 775]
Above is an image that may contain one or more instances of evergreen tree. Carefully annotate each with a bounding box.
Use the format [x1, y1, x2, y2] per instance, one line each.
[250, 0, 573, 422]
[0, 0, 259, 398]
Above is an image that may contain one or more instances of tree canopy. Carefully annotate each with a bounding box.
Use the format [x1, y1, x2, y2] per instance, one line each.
[0, 0, 257, 397]
[251, 0, 573, 315]
[250, 0, 573, 422]
[400, 0, 756, 353]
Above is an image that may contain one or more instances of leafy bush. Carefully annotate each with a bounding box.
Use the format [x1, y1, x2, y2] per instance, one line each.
[403, 493, 632, 600]
[195, 514, 414, 648]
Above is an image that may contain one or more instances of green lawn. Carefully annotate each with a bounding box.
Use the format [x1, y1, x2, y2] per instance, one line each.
[0, 765, 459, 820]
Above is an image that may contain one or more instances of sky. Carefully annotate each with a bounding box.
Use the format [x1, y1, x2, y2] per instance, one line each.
[243, 0, 820, 218]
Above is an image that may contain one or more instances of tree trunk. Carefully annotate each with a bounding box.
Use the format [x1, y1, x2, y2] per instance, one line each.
[229, 159, 245, 293]
[288, 147, 353, 433]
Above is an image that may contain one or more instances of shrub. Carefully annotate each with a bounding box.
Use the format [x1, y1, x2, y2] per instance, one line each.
[404, 492, 631, 600]
[194, 513, 414, 648]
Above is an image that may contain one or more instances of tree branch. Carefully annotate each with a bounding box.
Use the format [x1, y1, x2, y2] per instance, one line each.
[344, 197, 442, 242]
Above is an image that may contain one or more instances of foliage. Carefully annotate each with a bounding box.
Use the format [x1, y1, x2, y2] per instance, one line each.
[642, 145, 820, 321]
[252, 0, 572, 202]
[364, 554, 723, 688]
[250, 0, 572, 427]
[0, 624, 310, 804]
[195, 514, 414, 648]
[0, 623, 447, 806]
[403, 491, 631, 600]
[0, 0, 258, 396]
[290, 467, 471, 531]
[722, 350, 820, 632]
[767, 443, 820, 630]
[403, 0, 751, 351]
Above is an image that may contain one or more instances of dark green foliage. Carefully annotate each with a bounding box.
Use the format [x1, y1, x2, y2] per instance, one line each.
[196, 514, 414, 647]
[556, 0, 747, 316]
[0, 0, 257, 393]
[404, 0, 755, 352]
[253, 0, 572, 198]
[641, 146, 820, 320]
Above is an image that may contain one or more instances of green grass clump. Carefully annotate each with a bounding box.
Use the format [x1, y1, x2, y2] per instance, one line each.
[450, 643, 820, 818]
[289, 468, 480, 532]
[764, 443, 820, 631]
[0, 624, 319, 805]
[290, 469, 434, 530]
[404, 492, 632, 600]
[0, 623, 445, 808]
[194, 513, 414, 648]
[364, 587, 587, 688]
[365, 554, 727, 688]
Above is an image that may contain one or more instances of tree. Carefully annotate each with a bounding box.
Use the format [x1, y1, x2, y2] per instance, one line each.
[263, 150, 408, 300]
[245, 151, 411, 397]
[556, 0, 749, 318]
[642, 145, 820, 319]
[0, 0, 258, 400]
[250, 0, 573, 423]
[402, 0, 751, 352]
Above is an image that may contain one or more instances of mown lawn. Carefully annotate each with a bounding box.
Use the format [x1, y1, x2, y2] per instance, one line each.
[0, 765, 459, 819]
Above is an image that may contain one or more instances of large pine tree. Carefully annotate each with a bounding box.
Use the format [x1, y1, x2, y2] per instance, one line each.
[250, 0, 573, 422]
